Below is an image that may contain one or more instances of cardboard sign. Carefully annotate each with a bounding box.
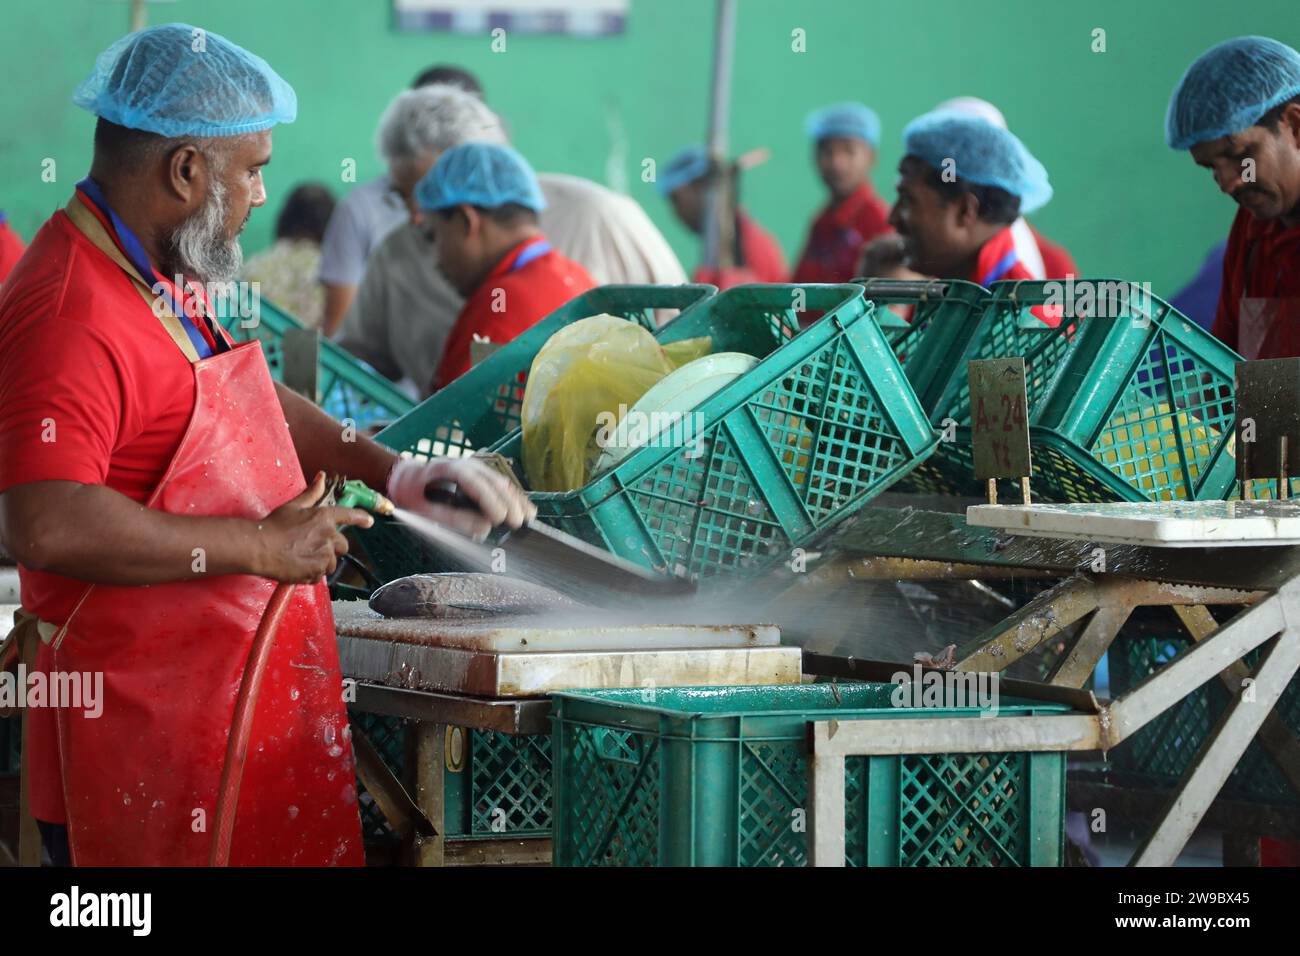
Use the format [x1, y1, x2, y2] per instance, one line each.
[968, 357, 1031, 480]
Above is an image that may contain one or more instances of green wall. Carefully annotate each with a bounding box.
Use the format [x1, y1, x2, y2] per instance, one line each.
[3, 0, 1297, 295]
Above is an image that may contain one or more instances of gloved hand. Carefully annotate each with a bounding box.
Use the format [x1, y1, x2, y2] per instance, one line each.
[386, 457, 536, 541]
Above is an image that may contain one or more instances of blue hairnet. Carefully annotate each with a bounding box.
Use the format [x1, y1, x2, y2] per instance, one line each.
[658, 146, 711, 197]
[903, 110, 1053, 213]
[74, 23, 296, 138]
[806, 102, 881, 148]
[416, 143, 547, 212]
[1166, 36, 1300, 150]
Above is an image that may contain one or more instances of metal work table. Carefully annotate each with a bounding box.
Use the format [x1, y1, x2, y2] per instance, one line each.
[792, 502, 1300, 866]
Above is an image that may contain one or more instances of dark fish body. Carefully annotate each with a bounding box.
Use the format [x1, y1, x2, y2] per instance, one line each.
[369, 573, 580, 619]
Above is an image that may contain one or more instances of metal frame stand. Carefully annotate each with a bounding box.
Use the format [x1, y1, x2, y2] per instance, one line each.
[348, 682, 552, 867]
[797, 505, 1300, 866]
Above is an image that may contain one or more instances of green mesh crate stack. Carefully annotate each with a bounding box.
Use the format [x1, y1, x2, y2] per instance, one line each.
[217, 294, 417, 430]
[348, 711, 554, 844]
[347, 284, 716, 847]
[353, 284, 716, 583]
[895, 279, 1241, 503]
[1107, 635, 1300, 805]
[489, 283, 939, 579]
[551, 684, 1068, 867]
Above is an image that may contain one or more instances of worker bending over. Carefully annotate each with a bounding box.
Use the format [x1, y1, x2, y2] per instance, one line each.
[420, 143, 595, 391]
[792, 102, 892, 283]
[658, 145, 787, 287]
[0, 24, 532, 867]
[1167, 36, 1300, 360]
[888, 109, 1054, 316]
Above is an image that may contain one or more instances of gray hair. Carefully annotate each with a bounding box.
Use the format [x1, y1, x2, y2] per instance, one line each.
[375, 84, 507, 164]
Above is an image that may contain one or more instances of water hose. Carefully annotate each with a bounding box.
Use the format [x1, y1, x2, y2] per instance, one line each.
[208, 478, 394, 867]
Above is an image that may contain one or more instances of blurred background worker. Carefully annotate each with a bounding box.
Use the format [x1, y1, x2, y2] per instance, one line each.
[0, 212, 24, 284]
[792, 102, 891, 283]
[936, 96, 1077, 280]
[240, 182, 335, 329]
[1167, 36, 1300, 360]
[658, 145, 787, 288]
[888, 109, 1055, 319]
[419, 143, 595, 391]
[316, 64, 484, 336]
[337, 84, 684, 398]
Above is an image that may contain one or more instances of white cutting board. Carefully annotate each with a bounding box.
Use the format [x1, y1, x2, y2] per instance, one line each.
[967, 500, 1300, 548]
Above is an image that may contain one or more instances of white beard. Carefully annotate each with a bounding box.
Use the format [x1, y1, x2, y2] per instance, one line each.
[168, 177, 242, 284]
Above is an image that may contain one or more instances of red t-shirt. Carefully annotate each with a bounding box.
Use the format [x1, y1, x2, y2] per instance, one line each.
[433, 235, 595, 390]
[0, 218, 25, 283]
[792, 183, 892, 284]
[1212, 206, 1300, 359]
[972, 225, 1060, 328]
[0, 209, 214, 623]
[1030, 226, 1078, 280]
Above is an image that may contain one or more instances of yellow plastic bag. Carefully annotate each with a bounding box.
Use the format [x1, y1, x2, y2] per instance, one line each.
[522, 316, 709, 492]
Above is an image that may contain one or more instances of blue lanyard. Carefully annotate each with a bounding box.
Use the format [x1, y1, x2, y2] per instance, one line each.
[509, 239, 552, 272]
[76, 177, 225, 359]
[981, 248, 1020, 287]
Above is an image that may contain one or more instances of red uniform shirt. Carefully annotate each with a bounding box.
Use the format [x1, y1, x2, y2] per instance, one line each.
[1212, 206, 1300, 359]
[1030, 226, 1078, 279]
[0, 218, 25, 283]
[433, 235, 594, 390]
[972, 225, 1060, 327]
[792, 183, 892, 283]
[694, 209, 788, 289]
[0, 208, 222, 624]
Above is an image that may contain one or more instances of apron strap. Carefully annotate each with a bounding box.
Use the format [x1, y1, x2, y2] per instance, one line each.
[64, 198, 202, 365]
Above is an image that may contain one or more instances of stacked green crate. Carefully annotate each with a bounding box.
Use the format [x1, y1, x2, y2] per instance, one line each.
[552, 684, 1068, 867]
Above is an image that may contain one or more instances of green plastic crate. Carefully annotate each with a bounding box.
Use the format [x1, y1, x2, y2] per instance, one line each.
[551, 683, 1068, 867]
[1107, 635, 1300, 805]
[348, 710, 553, 841]
[217, 294, 417, 430]
[855, 277, 991, 419]
[355, 284, 716, 583]
[490, 283, 939, 579]
[901, 280, 1241, 503]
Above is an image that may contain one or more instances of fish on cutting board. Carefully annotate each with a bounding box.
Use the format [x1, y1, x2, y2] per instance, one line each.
[369, 572, 582, 619]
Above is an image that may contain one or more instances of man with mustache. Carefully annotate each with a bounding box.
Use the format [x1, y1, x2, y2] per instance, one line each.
[887, 110, 1053, 314]
[1167, 37, 1300, 360]
[0, 24, 532, 867]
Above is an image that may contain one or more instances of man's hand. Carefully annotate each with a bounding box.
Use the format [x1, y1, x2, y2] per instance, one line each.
[386, 457, 536, 541]
[255, 473, 374, 583]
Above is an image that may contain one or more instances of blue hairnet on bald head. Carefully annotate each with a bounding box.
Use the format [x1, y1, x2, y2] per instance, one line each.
[416, 142, 547, 212]
[658, 146, 710, 197]
[74, 23, 296, 138]
[1166, 36, 1300, 150]
[806, 102, 881, 148]
[903, 110, 1053, 213]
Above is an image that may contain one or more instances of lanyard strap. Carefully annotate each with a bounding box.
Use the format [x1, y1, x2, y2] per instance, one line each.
[509, 238, 552, 272]
[980, 248, 1020, 287]
[75, 178, 228, 358]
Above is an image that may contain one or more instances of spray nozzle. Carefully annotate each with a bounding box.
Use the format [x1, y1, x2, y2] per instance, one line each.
[335, 478, 396, 516]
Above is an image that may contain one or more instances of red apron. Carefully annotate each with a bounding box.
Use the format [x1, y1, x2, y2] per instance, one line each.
[30, 200, 363, 866]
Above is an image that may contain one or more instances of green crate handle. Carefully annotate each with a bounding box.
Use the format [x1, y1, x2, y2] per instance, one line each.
[592, 726, 641, 765]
